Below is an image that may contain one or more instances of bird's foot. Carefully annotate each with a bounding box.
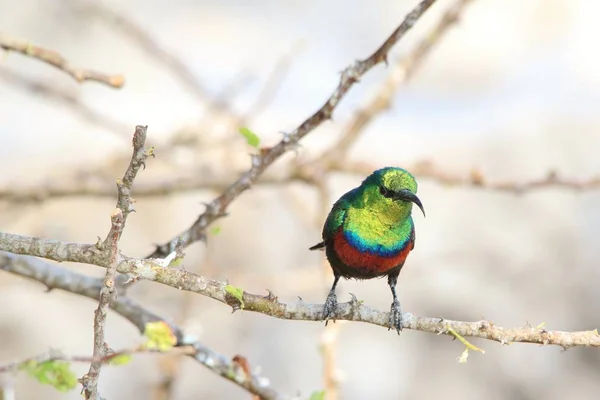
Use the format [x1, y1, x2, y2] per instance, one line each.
[323, 291, 338, 326]
[389, 299, 403, 334]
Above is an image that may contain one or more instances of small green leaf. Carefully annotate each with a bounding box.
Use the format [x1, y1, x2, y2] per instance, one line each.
[22, 360, 77, 392]
[309, 390, 326, 400]
[224, 285, 245, 308]
[445, 324, 485, 364]
[143, 321, 177, 351]
[239, 127, 260, 148]
[168, 257, 184, 268]
[535, 322, 546, 330]
[108, 353, 133, 366]
[210, 226, 222, 235]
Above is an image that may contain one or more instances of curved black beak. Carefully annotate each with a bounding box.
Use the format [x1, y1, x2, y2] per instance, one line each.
[394, 189, 426, 218]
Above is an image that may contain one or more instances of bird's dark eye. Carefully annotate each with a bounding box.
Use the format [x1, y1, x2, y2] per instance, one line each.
[379, 185, 391, 198]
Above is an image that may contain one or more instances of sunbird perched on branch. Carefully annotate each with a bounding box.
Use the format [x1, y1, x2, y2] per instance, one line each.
[309, 167, 425, 334]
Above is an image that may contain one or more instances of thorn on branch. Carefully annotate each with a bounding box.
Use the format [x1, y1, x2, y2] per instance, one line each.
[146, 0, 441, 259]
[340, 62, 362, 85]
[264, 290, 278, 302]
[232, 355, 252, 378]
[348, 293, 361, 319]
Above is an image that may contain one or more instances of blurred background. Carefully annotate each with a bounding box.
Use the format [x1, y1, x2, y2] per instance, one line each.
[1, 0, 600, 399]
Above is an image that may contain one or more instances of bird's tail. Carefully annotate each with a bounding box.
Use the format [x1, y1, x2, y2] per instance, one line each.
[309, 241, 326, 251]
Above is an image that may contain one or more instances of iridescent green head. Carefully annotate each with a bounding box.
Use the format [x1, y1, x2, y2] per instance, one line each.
[362, 167, 425, 217]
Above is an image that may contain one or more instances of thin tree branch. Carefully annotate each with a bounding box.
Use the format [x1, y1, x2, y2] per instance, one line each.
[147, 0, 440, 258]
[0, 235, 597, 349]
[0, 173, 296, 203]
[105, 264, 600, 349]
[112, 125, 153, 235]
[314, 0, 473, 166]
[2, 162, 600, 204]
[81, 126, 153, 399]
[0, 345, 195, 374]
[4, 0, 591, 205]
[0, 253, 291, 400]
[0, 33, 124, 88]
[80, 209, 122, 399]
[333, 160, 600, 194]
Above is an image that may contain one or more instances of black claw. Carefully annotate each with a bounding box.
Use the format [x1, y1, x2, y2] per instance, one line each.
[389, 299, 403, 334]
[323, 291, 338, 325]
[348, 292, 358, 305]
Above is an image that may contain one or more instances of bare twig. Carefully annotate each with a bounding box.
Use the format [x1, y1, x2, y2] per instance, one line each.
[0, 345, 195, 374]
[148, 0, 440, 258]
[2, 162, 600, 204]
[80, 209, 122, 399]
[0, 170, 303, 203]
[314, 0, 473, 166]
[0, 253, 290, 400]
[0, 235, 597, 349]
[0, 33, 124, 88]
[81, 126, 152, 399]
[112, 126, 154, 233]
[334, 160, 600, 194]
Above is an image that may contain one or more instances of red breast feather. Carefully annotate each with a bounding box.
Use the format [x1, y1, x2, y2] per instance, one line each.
[330, 228, 413, 278]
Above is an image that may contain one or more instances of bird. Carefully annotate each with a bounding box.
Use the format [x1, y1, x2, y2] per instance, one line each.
[309, 167, 425, 334]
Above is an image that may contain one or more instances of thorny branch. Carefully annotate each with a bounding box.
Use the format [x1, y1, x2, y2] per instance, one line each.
[312, 0, 474, 166]
[0, 235, 598, 349]
[0, 33, 124, 88]
[333, 160, 600, 194]
[80, 209, 122, 399]
[4, 0, 598, 397]
[148, 0, 440, 258]
[0, 344, 195, 374]
[0, 253, 290, 400]
[80, 126, 153, 399]
[3, 160, 598, 204]
[3, 2, 594, 207]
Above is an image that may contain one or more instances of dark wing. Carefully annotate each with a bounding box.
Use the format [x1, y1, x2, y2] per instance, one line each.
[308, 192, 351, 251]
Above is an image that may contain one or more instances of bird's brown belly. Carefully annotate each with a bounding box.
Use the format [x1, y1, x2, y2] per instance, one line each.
[330, 229, 411, 278]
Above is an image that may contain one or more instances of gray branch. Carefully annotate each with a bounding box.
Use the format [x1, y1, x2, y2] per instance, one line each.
[147, 0, 440, 259]
[0, 253, 291, 400]
[81, 126, 153, 399]
[1, 231, 598, 349]
[0, 33, 124, 88]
